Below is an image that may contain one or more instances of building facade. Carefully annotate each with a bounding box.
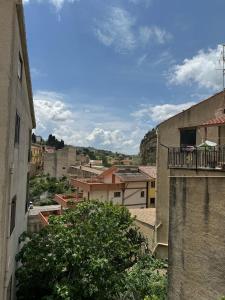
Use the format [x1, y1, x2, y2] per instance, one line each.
[71, 166, 150, 208]
[156, 91, 225, 299]
[0, 1, 35, 299]
[43, 146, 77, 178]
[139, 166, 156, 207]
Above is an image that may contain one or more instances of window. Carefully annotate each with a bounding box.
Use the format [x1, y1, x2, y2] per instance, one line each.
[150, 198, 155, 205]
[18, 52, 23, 80]
[180, 129, 196, 147]
[10, 196, 17, 235]
[151, 181, 155, 188]
[25, 173, 30, 213]
[141, 191, 145, 197]
[14, 112, 20, 145]
[114, 192, 121, 198]
[28, 129, 32, 162]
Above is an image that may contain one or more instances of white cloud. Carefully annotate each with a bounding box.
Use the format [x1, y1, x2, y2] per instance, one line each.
[23, 0, 79, 11]
[169, 45, 222, 90]
[34, 91, 72, 130]
[33, 90, 148, 154]
[132, 102, 195, 123]
[94, 6, 172, 53]
[139, 26, 172, 45]
[95, 7, 136, 53]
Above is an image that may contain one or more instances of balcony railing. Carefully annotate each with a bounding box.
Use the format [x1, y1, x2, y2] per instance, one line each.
[168, 147, 225, 170]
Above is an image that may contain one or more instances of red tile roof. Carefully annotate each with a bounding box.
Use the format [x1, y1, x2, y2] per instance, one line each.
[201, 115, 225, 127]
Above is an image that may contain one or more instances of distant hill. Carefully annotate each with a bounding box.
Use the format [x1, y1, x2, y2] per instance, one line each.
[139, 129, 157, 165]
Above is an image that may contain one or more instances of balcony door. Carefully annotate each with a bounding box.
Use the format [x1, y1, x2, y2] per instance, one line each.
[180, 129, 196, 147]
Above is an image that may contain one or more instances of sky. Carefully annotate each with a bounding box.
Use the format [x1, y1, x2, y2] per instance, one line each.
[23, 0, 225, 154]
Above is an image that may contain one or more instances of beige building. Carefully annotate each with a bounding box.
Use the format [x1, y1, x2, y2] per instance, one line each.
[129, 208, 156, 252]
[156, 91, 225, 299]
[30, 143, 44, 176]
[0, 1, 35, 299]
[68, 165, 104, 178]
[71, 166, 150, 208]
[43, 146, 77, 178]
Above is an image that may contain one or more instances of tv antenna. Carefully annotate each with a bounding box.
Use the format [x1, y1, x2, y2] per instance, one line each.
[218, 44, 225, 99]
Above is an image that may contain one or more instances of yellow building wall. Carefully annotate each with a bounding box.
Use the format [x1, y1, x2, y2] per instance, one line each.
[148, 179, 156, 207]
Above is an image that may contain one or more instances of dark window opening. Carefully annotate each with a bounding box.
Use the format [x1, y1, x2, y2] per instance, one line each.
[180, 129, 196, 147]
[18, 52, 23, 80]
[150, 198, 155, 205]
[141, 191, 145, 197]
[114, 192, 121, 198]
[151, 181, 155, 188]
[25, 173, 30, 213]
[14, 112, 20, 145]
[28, 129, 32, 162]
[10, 196, 17, 235]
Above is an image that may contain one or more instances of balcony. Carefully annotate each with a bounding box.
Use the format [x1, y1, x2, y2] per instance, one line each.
[168, 146, 225, 171]
[54, 193, 83, 209]
[39, 209, 62, 226]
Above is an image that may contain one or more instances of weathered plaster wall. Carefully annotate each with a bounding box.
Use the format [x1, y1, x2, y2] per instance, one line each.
[168, 170, 225, 300]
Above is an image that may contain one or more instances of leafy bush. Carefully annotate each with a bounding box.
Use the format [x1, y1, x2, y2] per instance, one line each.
[16, 201, 166, 300]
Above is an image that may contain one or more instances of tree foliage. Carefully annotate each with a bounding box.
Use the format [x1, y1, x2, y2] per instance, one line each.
[16, 201, 167, 300]
[29, 175, 72, 205]
[47, 134, 65, 150]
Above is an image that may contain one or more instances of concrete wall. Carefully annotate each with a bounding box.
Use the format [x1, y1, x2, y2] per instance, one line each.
[0, 1, 34, 299]
[156, 92, 225, 258]
[168, 170, 225, 300]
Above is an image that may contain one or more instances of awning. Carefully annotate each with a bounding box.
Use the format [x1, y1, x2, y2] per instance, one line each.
[197, 140, 217, 148]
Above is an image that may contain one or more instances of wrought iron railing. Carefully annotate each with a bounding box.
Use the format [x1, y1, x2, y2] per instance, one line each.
[168, 146, 225, 170]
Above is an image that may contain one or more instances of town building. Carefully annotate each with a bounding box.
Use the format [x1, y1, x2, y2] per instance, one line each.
[156, 91, 225, 299]
[68, 165, 105, 178]
[139, 166, 156, 207]
[43, 146, 77, 178]
[30, 143, 44, 176]
[129, 208, 156, 252]
[71, 166, 150, 208]
[28, 205, 61, 233]
[0, 1, 36, 299]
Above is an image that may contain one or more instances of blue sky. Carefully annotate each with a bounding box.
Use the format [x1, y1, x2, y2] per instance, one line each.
[24, 0, 225, 154]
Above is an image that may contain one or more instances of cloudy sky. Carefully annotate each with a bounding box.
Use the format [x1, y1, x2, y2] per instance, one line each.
[24, 0, 225, 154]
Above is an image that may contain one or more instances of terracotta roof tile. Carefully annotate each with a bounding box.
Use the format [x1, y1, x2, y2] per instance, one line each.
[201, 115, 225, 127]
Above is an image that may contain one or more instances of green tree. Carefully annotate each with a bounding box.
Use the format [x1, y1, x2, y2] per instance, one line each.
[16, 201, 147, 300]
[120, 255, 167, 300]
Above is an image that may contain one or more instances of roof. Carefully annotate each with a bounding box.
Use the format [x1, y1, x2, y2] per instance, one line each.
[70, 165, 104, 175]
[16, 3, 36, 128]
[29, 205, 61, 216]
[200, 115, 225, 127]
[129, 208, 156, 227]
[115, 172, 149, 182]
[156, 90, 224, 129]
[139, 166, 156, 179]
